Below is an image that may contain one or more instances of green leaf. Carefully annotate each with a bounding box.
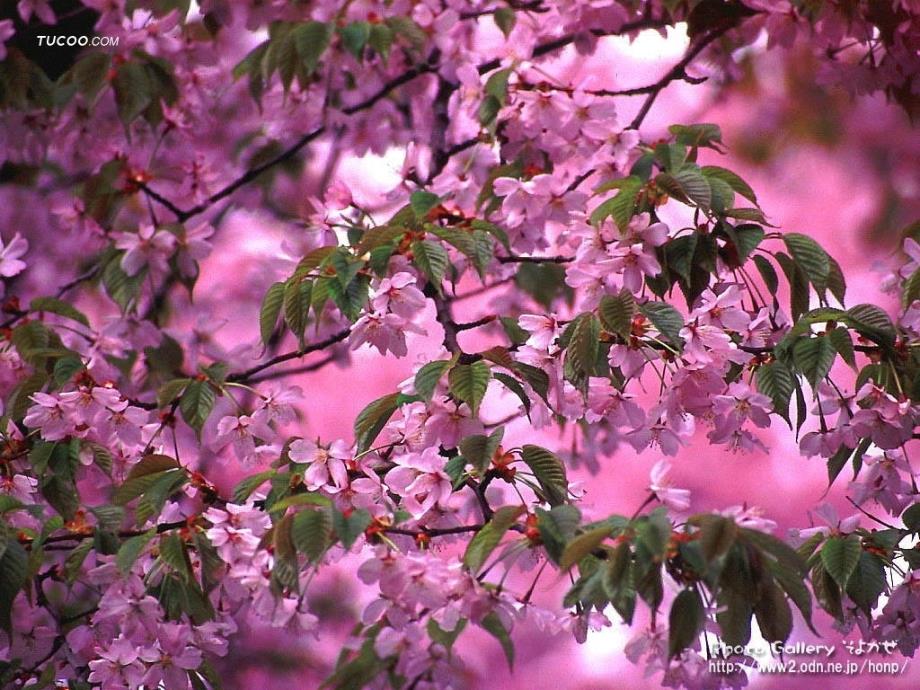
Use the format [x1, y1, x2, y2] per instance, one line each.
[599, 290, 637, 339]
[293, 21, 333, 75]
[332, 509, 371, 550]
[731, 224, 765, 263]
[776, 251, 809, 321]
[180, 380, 216, 433]
[846, 304, 897, 349]
[340, 21, 371, 58]
[536, 505, 581, 563]
[489, 374, 531, 422]
[903, 267, 920, 307]
[259, 282, 285, 346]
[368, 24, 394, 59]
[820, 535, 862, 588]
[113, 455, 182, 505]
[520, 445, 568, 506]
[414, 358, 455, 401]
[669, 123, 723, 149]
[701, 166, 757, 205]
[755, 360, 794, 422]
[494, 7, 516, 36]
[412, 240, 449, 289]
[566, 313, 600, 376]
[117, 529, 156, 574]
[828, 327, 855, 368]
[792, 336, 836, 388]
[159, 533, 192, 581]
[448, 361, 491, 415]
[754, 579, 792, 643]
[112, 61, 152, 125]
[668, 589, 704, 658]
[753, 254, 778, 294]
[459, 427, 504, 475]
[639, 302, 684, 346]
[903, 503, 920, 532]
[560, 526, 613, 570]
[845, 552, 886, 616]
[481, 612, 514, 669]
[30, 297, 90, 327]
[697, 515, 737, 561]
[354, 392, 400, 453]
[292, 509, 333, 563]
[385, 16, 428, 51]
[283, 279, 312, 343]
[783, 233, 830, 289]
[53, 355, 84, 387]
[590, 176, 641, 230]
[464, 505, 524, 573]
[410, 191, 440, 220]
[0, 537, 27, 633]
[658, 166, 711, 210]
[232, 470, 276, 503]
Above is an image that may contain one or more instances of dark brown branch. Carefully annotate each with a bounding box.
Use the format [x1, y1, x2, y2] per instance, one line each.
[497, 254, 572, 264]
[144, 18, 673, 223]
[455, 315, 497, 331]
[629, 22, 736, 130]
[247, 353, 337, 383]
[226, 328, 351, 382]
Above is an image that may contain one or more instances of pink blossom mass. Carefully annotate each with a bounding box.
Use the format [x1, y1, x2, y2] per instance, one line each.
[0, 1, 919, 690]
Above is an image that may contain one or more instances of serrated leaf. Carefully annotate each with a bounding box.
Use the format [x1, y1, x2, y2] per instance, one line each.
[599, 290, 637, 338]
[412, 240, 449, 289]
[232, 470, 275, 503]
[354, 392, 400, 453]
[292, 21, 333, 75]
[493, 372, 531, 417]
[753, 579, 792, 643]
[410, 191, 440, 219]
[459, 427, 504, 475]
[668, 589, 703, 658]
[30, 297, 90, 327]
[845, 552, 886, 616]
[590, 176, 641, 230]
[697, 515, 737, 561]
[755, 360, 794, 422]
[117, 529, 156, 574]
[180, 380, 216, 433]
[846, 304, 896, 349]
[701, 166, 757, 205]
[820, 535, 861, 588]
[259, 282, 285, 346]
[536, 505, 581, 563]
[480, 612, 514, 669]
[560, 526, 613, 570]
[159, 533, 192, 581]
[464, 505, 524, 573]
[340, 21, 371, 58]
[639, 301, 684, 346]
[448, 361, 491, 415]
[520, 445, 567, 506]
[292, 509, 333, 563]
[783, 233, 830, 290]
[792, 336, 836, 388]
[414, 358, 455, 401]
[669, 123, 722, 149]
[0, 538, 27, 633]
[566, 313, 600, 376]
[332, 508, 371, 550]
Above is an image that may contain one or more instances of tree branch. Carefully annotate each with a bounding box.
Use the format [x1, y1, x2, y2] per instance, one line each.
[226, 328, 351, 383]
[628, 22, 736, 130]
